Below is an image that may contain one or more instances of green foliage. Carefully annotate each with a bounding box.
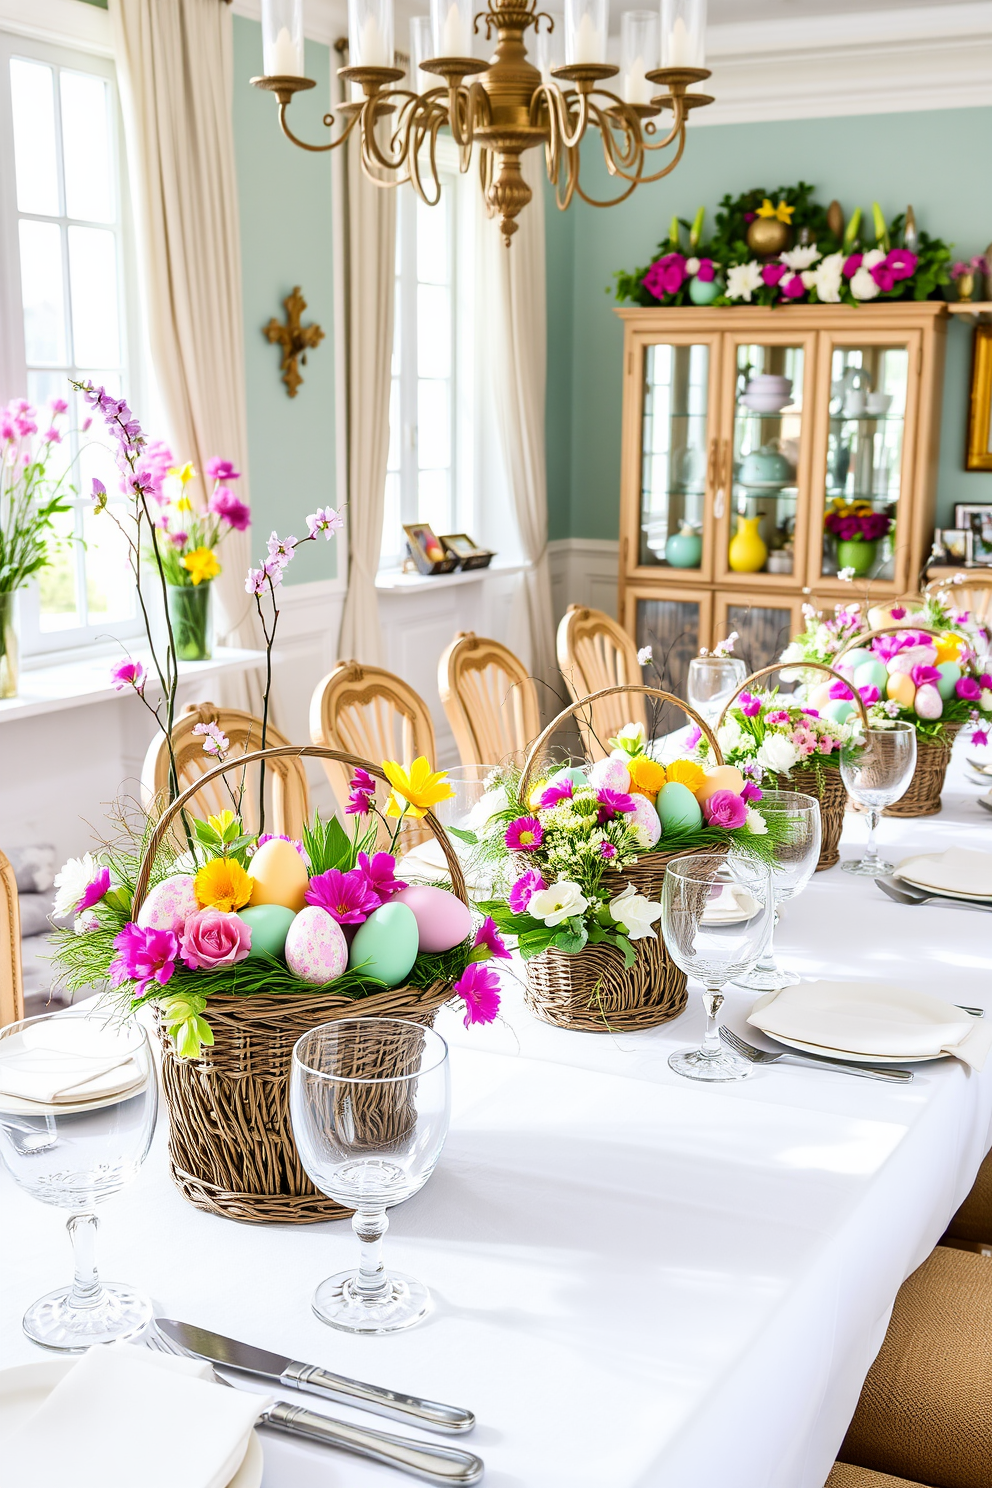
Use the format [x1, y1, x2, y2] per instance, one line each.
[302, 812, 376, 875]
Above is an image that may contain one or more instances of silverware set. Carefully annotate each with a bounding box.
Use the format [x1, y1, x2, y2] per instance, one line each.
[719, 1025, 914, 1083]
[876, 876, 992, 914]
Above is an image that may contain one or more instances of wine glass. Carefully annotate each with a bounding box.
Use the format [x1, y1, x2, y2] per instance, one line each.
[0, 1009, 158, 1351]
[841, 722, 917, 877]
[687, 655, 748, 727]
[291, 1018, 450, 1334]
[662, 854, 773, 1082]
[732, 791, 821, 991]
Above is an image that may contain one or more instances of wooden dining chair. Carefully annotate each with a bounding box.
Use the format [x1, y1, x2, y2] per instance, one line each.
[556, 604, 648, 759]
[0, 849, 24, 1028]
[438, 631, 541, 769]
[140, 702, 310, 838]
[309, 662, 437, 845]
[926, 574, 992, 627]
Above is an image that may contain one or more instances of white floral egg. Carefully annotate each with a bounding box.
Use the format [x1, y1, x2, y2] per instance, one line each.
[588, 757, 631, 793]
[136, 874, 198, 933]
[914, 683, 943, 720]
[628, 793, 662, 848]
[887, 644, 938, 676]
[284, 906, 348, 984]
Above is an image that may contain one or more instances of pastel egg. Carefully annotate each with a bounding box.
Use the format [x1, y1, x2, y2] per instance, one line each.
[628, 793, 662, 848]
[392, 884, 471, 952]
[137, 874, 198, 932]
[348, 902, 419, 987]
[808, 683, 834, 710]
[588, 757, 631, 793]
[823, 699, 854, 724]
[914, 684, 943, 720]
[854, 660, 888, 693]
[837, 649, 871, 677]
[935, 662, 961, 699]
[249, 838, 309, 912]
[695, 765, 745, 804]
[657, 781, 704, 834]
[886, 671, 916, 708]
[887, 644, 938, 675]
[240, 903, 296, 959]
[552, 765, 589, 788]
[284, 906, 348, 984]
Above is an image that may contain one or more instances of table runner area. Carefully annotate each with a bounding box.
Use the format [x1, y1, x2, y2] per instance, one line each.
[2, 739, 990, 1488]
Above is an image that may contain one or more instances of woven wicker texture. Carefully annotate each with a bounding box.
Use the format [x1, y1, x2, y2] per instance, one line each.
[947, 1150, 992, 1246]
[825, 1465, 934, 1488]
[135, 745, 467, 1225]
[839, 1247, 992, 1488]
[774, 765, 847, 870]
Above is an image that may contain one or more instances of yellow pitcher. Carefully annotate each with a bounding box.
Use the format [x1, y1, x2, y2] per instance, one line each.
[728, 515, 768, 573]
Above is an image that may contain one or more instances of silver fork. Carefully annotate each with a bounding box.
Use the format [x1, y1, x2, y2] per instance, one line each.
[145, 1329, 484, 1485]
[877, 877, 992, 915]
[720, 1024, 914, 1083]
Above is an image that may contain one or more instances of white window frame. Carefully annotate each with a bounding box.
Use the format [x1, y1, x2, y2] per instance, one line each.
[0, 25, 145, 660]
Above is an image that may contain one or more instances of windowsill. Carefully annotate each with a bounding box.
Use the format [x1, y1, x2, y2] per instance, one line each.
[375, 559, 529, 593]
[0, 647, 266, 724]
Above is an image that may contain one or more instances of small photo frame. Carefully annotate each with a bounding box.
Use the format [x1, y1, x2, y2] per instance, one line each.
[439, 532, 494, 570]
[955, 503, 992, 564]
[940, 527, 974, 565]
[403, 523, 459, 576]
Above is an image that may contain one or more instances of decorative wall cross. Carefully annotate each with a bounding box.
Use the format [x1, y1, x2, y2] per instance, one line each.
[263, 286, 324, 398]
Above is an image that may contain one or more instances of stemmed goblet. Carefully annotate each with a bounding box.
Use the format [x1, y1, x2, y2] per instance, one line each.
[732, 791, 821, 992]
[841, 722, 917, 877]
[687, 655, 748, 727]
[662, 854, 773, 1082]
[291, 1017, 450, 1334]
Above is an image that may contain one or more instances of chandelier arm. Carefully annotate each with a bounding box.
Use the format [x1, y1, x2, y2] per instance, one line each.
[620, 122, 688, 185]
[557, 87, 590, 151]
[639, 94, 686, 152]
[362, 92, 418, 174]
[529, 83, 562, 181]
[588, 98, 642, 173]
[276, 100, 358, 153]
[573, 164, 640, 208]
[408, 112, 445, 206]
[551, 142, 579, 211]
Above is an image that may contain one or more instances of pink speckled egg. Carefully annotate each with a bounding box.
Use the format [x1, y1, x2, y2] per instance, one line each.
[628, 793, 662, 848]
[284, 906, 348, 984]
[914, 683, 943, 720]
[887, 643, 938, 675]
[588, 757, 631, 793]
[136, 874, 198, 933]
[392, 885, 471, 952]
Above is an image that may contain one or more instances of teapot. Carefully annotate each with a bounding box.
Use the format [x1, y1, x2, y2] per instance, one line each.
[739, 443, 794, 485]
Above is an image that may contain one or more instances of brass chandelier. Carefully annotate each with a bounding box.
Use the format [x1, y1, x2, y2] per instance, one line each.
[253, 0, 713, 244]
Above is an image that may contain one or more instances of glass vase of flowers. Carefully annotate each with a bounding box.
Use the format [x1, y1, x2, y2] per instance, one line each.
[824, 501, 892, 577]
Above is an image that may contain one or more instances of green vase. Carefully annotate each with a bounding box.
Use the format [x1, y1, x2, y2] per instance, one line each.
[836, 539, 877, 577]
[0, 590, 19, 699]
[167, 582, 213, 661]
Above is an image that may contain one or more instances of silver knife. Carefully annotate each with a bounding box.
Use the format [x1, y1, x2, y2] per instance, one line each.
[156, 1318, 475, 1434]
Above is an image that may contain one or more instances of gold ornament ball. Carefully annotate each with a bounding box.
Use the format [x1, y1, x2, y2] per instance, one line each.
[746, 217, 792, 258]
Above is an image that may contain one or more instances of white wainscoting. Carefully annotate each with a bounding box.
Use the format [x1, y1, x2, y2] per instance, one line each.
[548, 537, 620, 627]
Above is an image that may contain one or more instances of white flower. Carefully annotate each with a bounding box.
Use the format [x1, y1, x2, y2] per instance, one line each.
[686, 256, 700, 275]
[713, 632, 738, 657]
[862, 248, 886, 268]
[781, 244, 821, 271]
[528, 881, 588, 927]
[800, 270, 818, 290]
[74, 910, 100, 934]
[53, 853, 103, 919]
[812, 251, 844, 303]
[780, 641, 806, 666]
[756, 734, 799, 774]
[850, 267, 880, 301]
[608, 883, 662, 940]
[745, 808, 768, 835]
[615, 721, 646, 748]
[717, 716, 743, 752]
[467, 783, 508, 832]
[637, 646, 652, 666]
[837, 566, 856, 583]
[726, 261, 763, 302]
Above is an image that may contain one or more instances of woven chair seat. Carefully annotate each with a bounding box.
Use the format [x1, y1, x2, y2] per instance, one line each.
[945, 1150, 992, 1247]
[826, 1465, 934, 1488]
[839, 1246, 992, 1488]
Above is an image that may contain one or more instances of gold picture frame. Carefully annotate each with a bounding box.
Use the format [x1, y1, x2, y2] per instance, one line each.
[966, 324, 992, 471]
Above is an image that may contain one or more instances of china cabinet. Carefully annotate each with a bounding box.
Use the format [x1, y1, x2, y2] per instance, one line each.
[617, 303, 949, 690]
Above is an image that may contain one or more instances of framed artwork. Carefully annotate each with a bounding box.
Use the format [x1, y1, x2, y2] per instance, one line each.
[403, 523, 458, 575]
[954, 504, 992, 565]
[940, 528, 974, 565]
[966, 325, 992, 471]
[439, 533, 494, 569]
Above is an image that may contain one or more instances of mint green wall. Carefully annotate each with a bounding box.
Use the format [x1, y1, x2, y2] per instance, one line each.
[232, 15, 337, 585]
[546, 107, 992, 543]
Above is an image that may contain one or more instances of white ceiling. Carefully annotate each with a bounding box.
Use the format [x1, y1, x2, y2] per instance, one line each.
[707, 0, 944, 18]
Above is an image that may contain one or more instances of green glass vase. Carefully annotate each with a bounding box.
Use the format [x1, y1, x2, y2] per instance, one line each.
[835, 539, 877, 577]
[0, 590, 18, 699]
[167, 582, 213, 661]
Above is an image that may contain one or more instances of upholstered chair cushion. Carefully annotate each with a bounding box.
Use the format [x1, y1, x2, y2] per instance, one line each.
[946, 1151, 992, 1246]
[826, 1465, 934, 1488]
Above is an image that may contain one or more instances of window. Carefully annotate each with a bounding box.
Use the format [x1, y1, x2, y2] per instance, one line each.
[0, 33, 140, 655]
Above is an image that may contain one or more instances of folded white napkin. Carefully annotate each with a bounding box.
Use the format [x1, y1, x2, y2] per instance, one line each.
[2, 1342, 269, 1488]
[397, 840, 492, 898]
[748, 980, 992, 1070]
[701, 885, 759, 925]
[895, 847, 992, 897]
[0, 1018, 148, 1106]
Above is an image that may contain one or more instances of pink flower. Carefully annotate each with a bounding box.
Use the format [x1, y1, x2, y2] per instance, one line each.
[858, 685, 881, 705]
[111, 658, 145, 694]
[739, 692, 762, 717]
[49, 398, 68, 415]
[599, 841, 618, 860]
[539, 778, 573, 807]
[890, 606, 906, 620]
[596, 789, 636, 824]
[871, 261, 898, 293]
[454, 961, 501, 1028]
[509, 869, 544, 913]
[741, 782, 763, 803]
[766, 710, 790, 725]
[956, 676, 981, 701]
[781, 274, 806, 300]
[886, 248, 917, 282]
[307, 506, 344, 540]
[972, 727, 989, 748]
[702, 790, 748, 829]
[505, 817, 543, 851]
[179, 909, 251, 971]
[78, 867, 111, 914]
[110, 923, 178, 996]
[91, 477, 106, 506]
[980, 673, 992, 690]
[357, 851, 406, 901]
[209, 486, 251, 531]
[761, 263, 788, 287]
[346, 767, 376, 815]
[643, 252, 688, 301]
[306, 868, 380, 924]
[43, 426, 61, 444]
[257, 832, 306, 858]
[843, 253, 863, 279]
[192, 720, 229, 757]
[266, 531, 296, 565]
[685, 725, 701, 750]
[470, 917, 511, 962]
[205, 457, 240, 482]
[911, 664, 941, 688]
[170, 531, 188, 548]
[829, 680, 853, 700]
[696, 258, 716, 282]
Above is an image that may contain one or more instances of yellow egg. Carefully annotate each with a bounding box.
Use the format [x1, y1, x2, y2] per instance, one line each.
[886, 671, 916, 709]
[696, 765, 745, 803]
[248, 838, 309, 912]
[808, 682, 833, 710]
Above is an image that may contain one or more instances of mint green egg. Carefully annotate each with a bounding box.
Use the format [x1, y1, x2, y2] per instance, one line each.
[240, 904, 296, 959]
[657, 780, 704, 834]
[823, 699, 854, 724]
[553, 766, 589, 787]
[348, 901, 419, 987]
[840, 649, 871, 674]
[854, 659, 888, 693]
[935, 661, 961, 700]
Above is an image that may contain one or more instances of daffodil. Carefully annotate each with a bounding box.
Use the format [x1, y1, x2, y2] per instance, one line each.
[382, 757, 455, 818]
[207, 809, 238, 836]
[168, 461, 196, 486]
[194, 856, 252, 912]
[181, 546, 221, 585]
[756, 198, 794, 224]
[175, 494, 194, 513]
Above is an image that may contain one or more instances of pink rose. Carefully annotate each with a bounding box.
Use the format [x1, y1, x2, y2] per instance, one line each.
[179, 908, 251, 971]
[702, 790, 748, 829]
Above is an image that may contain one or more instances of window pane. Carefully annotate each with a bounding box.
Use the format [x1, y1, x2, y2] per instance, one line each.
[418, 379, 450, 468]
[417, 285, 450, 378]
[381, 471, 401, 559]
[38, 509, 80, 630]
[10, 59, 59, 216]
[19, 219, 66, 364]
[387, 377, 401, 471]
[417, 195, 448, 285]
[82, 504, 133, 623]
[61, 71, 114, 223]
[417, 468, 449, 534]
[391, 280, 401, 377]
[68, 225, 120, 366]
[27, 368, 67, 410]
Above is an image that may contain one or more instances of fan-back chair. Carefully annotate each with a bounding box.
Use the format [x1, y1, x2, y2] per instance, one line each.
[926, 573, 992, 627]
[0, 849, 24, 1027]
[438, 631, 541, 769]
[556, 605, 648, 759]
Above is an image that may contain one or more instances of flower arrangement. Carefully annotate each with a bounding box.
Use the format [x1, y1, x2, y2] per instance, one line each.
[950, 256, 988, 281]
[824, 501, 892, 546]
[700, 693, 856, 782]
[143, 456, 250, 589]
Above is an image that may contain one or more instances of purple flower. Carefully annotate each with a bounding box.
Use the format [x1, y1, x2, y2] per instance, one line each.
[170, 531, 188, 548]
[111, 658, 145, 695]
[761, 263, 788, 287]
[205, 457, 240, 482]
[357, 851, 406, 901]
[539, 778, 574, 807]
[346, 767, 377, 815]
[972, 727, 990, 748]
[91, 477, 107, 509]
[685, 725, 702, 750]
[739, 692, 762, 717]
[702, 790, 748, 829]
[956, 676, 981, 702]
[643, 252, 688, 301]
[454, 961, 501, 1028]
[305, 867, 381, 924]
[829, 680, 853, 700]
[599, 841, 618, 860]
[509, 869, 545, 913]
[911, 664, 941, 688]
[470, 917, 511, 962]
[741, 782, 763, 804]
[78, 867, 111, 914]
[307, 506, 344, 540]
[110, 923, 178, 996]
[505, 817, 544, 851]
[596, 789, 636, 824]
[209, 486, 251, 531]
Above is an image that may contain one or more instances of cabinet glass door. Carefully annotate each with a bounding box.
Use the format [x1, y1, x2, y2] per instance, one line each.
[630, 586, 712, 734]
[638, 343, 711, 573]
[724, 340, 807, 582]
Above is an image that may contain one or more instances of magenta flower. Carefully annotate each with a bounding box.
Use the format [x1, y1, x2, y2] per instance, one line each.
[703, 790, 748, 829]
[505, 816, 543, 851]
[685, 725, 702, 750]
[306, 868, 380, 924]
[454, 961, 501, 1028]
[170, 531, 188, 548]
[209, 486, 251, 531]
[696, 258, 716, 282]
[871, 261, 898, 293]
[890, 606, 906, 621]
[972, 727, 990, 748]
[858, 685, 881, 705]
[911, 664, 941, 688]
[509, 869, 544, 913]
[205, 457, 240, 482]
[50, 397, 68, 415]
[180, 909, 252, 971]
[801, 708, 820, 718]
[346, 767, 376, 815]
[596, 789, 636, 824]
[843, 253, 863, 279]
[539, 778, 573, 807]
[829, 680, 853, 700]
[470, 917, 511, 962]
[78, 867, 111, 914]
[110, 923, 178, 996]
[761, 262, 788, 287]
[741, 782, 763, 804]
[781, 274, 806, 300]
[980, 673, 992, 690]
[111, 658, 145, 695]
[599, 841, 618, 860]
[357, 851, 406, 901]
[43, 426, 61, 444]
[739, 692, 762, 717]
[307, 506, 344, 540]
[767, 710, 790, 725]
[886, 248, 917, 282]
[643, 252, 688, 301]
[956, 676, 981, 702]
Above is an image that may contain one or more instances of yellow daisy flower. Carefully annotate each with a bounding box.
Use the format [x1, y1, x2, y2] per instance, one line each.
[382, 757, 455, 818]
[627, 757, 666, 800]
[665, 759, 706, 795]
[194, 856, 252, 913]
[181, 547, 221, 586]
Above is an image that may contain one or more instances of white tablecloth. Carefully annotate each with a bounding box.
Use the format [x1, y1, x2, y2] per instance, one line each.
[3, 740, 991, 1488]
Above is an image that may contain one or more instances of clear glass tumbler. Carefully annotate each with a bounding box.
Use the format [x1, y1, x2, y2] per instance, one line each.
[732, 790, 821, 992]
[291, 1018, 450, 1334]
[841, 722, 917, 877]
[687, 655, 747, 727]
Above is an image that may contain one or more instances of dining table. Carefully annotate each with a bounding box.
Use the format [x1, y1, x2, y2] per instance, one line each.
[2, 736, 991, 1488]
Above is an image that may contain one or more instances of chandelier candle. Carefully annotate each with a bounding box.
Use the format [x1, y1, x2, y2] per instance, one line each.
[263, 0, 305, 75]
[566, 0, 608, 65]
[433, 0, 473, 59]
[662, 0, 706, 68]
[349, 0, 393, 68]
[621, 11, 660, 104]
[409, 16, 433, 93]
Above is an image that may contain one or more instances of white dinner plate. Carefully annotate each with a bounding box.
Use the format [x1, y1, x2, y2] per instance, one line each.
[896, 874, 992, 904]
[0, 1362, 263, 1487]
[763, 1030, 951, 1065]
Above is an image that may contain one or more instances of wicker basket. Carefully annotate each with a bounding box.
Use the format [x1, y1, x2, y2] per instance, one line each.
[716, 662, 870, 872]
[517, 685, 724, 1033]
[133, 745, 467, 1225]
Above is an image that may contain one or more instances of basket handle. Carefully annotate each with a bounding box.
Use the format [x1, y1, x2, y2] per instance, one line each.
[132, 745, 467, 915]
[715, 661, 870, 733]
[519, 686, 723, 802]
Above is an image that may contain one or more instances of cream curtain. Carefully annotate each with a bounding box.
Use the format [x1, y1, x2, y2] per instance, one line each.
[110, 0, 262, 706]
